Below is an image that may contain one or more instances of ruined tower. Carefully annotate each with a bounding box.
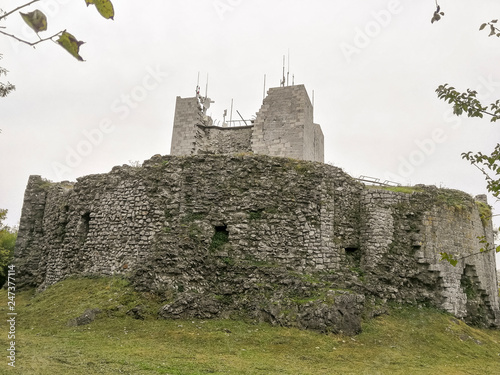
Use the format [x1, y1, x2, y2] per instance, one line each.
[170, 84, 324, 162]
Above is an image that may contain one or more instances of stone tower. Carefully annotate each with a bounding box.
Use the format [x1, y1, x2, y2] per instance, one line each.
[251, 85, 324, 162]
[169, 84, 324, 162]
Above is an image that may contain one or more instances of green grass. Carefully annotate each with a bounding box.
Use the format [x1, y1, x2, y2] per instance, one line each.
[436, 189, 473, 211]
[365, 185, 423, 194]
[2, 277, 500, 374]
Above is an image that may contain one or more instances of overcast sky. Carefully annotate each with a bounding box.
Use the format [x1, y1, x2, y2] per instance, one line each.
[1, 0, 499, 263]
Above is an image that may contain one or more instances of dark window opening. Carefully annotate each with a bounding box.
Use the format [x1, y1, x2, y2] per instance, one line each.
[345, 247, 358, 255]
[345, 247, 362, 267]
[215, 225, 229, 236]
[209, 224, 229, 251]
[79, 212, 91, 242]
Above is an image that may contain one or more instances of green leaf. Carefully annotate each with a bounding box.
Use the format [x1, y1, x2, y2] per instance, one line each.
[20, 9, 47, 33]
[480, 23, 487, 31]
[85, 0, 115, 20]
[440, 252, 458, 267]
[57, 31, 85, 61]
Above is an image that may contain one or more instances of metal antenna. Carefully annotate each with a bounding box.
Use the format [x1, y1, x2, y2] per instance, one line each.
[230, 98, 233, 124]
[287, 49, 290, 87]
[205, 73, 209, 100]
[281, 55, 285, 87]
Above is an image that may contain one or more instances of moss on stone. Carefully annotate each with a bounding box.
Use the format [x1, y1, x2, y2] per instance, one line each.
[476, 201, 492, 227]
[365, 185, 424, 194]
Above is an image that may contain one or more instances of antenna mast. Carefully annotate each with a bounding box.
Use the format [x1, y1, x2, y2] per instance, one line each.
[281, 55, 285, 87]
[230, 98, 233, 124]
[205, 73, 209, 100]
[287, 49, 290, 87]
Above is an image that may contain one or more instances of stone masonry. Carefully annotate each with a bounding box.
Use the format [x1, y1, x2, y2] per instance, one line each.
[170, 85, 324, 162]
[13, 154, 500, 333]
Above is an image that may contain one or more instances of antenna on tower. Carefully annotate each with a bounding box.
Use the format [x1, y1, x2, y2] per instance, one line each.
[281, 55, 285, 87]
[205, 73, 209, 100]
[287, 49, 290, 86]
[230, 98, 234, 124]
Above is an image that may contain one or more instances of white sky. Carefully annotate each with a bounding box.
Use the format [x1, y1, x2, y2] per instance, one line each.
[1, 0, 499, 264]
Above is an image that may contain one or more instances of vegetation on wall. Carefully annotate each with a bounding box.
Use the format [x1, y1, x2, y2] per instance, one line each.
[0, 209, 17, 286]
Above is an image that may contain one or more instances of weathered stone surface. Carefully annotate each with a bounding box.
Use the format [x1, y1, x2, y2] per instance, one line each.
[126, 305, 146, 320]
[14, 154, 500, 333]
[159, 293, 223, 320]
[67, 308, 101, 327]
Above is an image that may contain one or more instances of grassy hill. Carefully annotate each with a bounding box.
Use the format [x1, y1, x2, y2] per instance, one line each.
[1, 276, 499, 374]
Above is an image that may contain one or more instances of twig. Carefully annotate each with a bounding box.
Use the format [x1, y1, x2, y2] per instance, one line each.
[0, 29, 63, 47]
[0, 0, 40, 21]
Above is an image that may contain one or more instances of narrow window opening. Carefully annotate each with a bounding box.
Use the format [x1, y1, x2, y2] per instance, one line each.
[345, 247, 362, 267]
[215, 225, 229, 236]
[79, 212, 91, 242]
[345, 247, 358, 255]
[209, 224, 229, 251]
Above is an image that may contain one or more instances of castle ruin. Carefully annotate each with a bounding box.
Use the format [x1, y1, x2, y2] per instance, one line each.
[12, 84, 500, 334]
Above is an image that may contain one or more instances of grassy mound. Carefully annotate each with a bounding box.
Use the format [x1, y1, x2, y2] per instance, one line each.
[1, 277, 499, 374]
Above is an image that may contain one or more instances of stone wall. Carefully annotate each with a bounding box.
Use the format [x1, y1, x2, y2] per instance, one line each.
[170, 97, 203, 155]
[251, 85, 318, 161]
[194, 125, 253, 155]
[13, 154, 500, 333]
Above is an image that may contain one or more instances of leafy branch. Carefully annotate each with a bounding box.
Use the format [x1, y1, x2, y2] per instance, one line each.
[431, 1, 445, 24]
[463, 145, 500, 199]
[0, 28, 63, 48]
[0, 1, 115, 62]
[435, 84, 500, 122]
[440, 236, 500, 266]
[0, 0, 40, 21]
[480, 19, 500, 37]
[0, 54, 15, 98]
[434, 28, 500, 266]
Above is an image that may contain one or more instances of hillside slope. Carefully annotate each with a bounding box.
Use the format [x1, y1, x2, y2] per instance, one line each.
[1, 276, 499, 374]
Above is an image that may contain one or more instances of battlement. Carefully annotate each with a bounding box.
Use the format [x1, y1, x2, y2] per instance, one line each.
[170, 85, 324, 162]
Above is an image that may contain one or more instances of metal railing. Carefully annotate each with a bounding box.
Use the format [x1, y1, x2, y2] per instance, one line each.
[356, 175, 401, 186]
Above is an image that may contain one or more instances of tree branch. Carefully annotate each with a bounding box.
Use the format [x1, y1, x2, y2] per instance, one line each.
[0, 0, 40, 21]
[0, 29, 63, 47]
